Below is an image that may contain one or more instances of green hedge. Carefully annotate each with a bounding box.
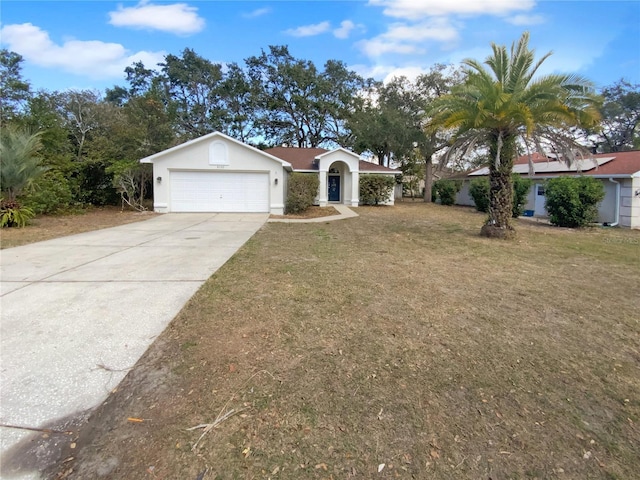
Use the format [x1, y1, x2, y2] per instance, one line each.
[359, 175, 395, 205]
[469, 174, 532, 218]
[433, 179, 462, 206]
[545, 176, 605, 228]
[512, 175, 533, 217]
[286, 173, 319, 214]
[469, 178, 490, 212]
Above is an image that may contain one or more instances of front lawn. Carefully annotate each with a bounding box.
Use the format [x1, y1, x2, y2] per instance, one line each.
[50, 203, 640, 479]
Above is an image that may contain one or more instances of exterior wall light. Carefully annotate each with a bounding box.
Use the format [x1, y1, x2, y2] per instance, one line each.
[157, 176, 162, 183]
[274, 178, 278, 185]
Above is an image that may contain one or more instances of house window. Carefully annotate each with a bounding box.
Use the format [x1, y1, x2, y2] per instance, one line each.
[329, 167, 339, 174]
[537, 186, 545, 196]
[209, 141, 229, 166]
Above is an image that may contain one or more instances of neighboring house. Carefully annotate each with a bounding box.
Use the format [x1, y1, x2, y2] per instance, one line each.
[140, 131, 400, 215]
[456, 151, 640, 228]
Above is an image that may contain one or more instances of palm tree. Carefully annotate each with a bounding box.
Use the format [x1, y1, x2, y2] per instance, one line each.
[429, 32, 601, 238]
[0, 128, 45, 202]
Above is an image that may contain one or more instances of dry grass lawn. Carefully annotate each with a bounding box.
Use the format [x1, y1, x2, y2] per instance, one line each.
[45, 203, 639, 479]
[0, 207, 157, 249]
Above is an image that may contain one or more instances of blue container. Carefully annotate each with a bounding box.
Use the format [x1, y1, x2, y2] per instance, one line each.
[523, 210, 534, 217]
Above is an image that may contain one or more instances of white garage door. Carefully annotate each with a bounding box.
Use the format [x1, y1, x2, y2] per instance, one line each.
[170, 171, 269, 212]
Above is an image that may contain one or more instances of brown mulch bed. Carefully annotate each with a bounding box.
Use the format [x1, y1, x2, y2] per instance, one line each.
[270, 206, 340, 220]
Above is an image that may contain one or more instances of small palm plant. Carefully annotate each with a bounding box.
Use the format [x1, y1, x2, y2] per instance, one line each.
[0, 129, 45, 227]
[429, 32, 601, 238]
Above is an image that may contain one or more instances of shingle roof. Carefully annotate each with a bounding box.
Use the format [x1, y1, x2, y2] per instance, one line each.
[463, 150, 640, 177]
[265, 147, 400, 173]
[358, 161, 399, 173]
[265, 147, 328, 170]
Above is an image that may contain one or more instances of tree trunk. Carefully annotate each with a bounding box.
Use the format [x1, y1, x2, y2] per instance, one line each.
[480, 133, 516, 239]
[423, 157, 433, 203]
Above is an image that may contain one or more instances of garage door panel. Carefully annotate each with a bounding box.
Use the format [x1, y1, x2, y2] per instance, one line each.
[170, 171, 269, 212]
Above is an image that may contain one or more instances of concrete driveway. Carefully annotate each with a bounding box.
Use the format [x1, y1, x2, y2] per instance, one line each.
[0, 212, 267, 478]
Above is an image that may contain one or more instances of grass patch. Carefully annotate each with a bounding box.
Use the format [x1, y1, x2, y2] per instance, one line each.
[0, 207, 157, 249]
[50, 203, 640, 479]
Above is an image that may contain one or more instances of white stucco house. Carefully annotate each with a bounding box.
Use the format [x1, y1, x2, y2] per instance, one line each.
[140, 131, 400, 215]
[455, 150, 640, 229]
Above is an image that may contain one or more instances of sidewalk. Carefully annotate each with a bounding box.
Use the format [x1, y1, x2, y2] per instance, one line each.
[268, 205, 359, 223]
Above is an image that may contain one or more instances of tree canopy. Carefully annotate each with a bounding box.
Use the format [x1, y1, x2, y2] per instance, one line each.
[0, 49, 31, 126]
[596, 79, 640, 152]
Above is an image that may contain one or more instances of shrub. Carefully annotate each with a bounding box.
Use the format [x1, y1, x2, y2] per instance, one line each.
[286, 173, 319, 214]
[360, 175, 395, 205]
[469, 178, 490, 212]
[1, 199, 35, 228]
[22, 170, 75, 214]
[433, 179, 461, 206]
[0, 129, 46, 202]
[545, 176, 605, 228]
[512, 175, 533, 218]
[75, 159, 119, 206]
[468, 175, 533, 217]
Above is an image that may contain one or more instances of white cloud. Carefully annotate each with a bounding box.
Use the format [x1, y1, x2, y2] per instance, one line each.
[368, 0, 536, 19]
[242, 7, 271, 19]
[384, 19, 458, 42]
[0, 23, 165, 80]
[284, 21, 331, 37]
[357, 38, 424, 57]
[350, 63, 433, 84]
[506, 14, 545, 26]
[350, 63, 397, 79]
[333, 20, 363, 39]
[381, 66, 433, 83]
[108, 1, 205, 35]
[357, 18, 458, 58]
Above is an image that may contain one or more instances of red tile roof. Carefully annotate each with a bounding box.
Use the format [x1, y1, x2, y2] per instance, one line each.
[265, 147, 400, 173]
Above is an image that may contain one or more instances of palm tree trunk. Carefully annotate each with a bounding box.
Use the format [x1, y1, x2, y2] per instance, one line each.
[481, 133, 516, 238]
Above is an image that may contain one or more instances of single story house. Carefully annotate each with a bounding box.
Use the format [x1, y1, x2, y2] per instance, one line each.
[264, 146, 402, 206]
[456, 150, 640, 228]
[140, 131, 400, 215]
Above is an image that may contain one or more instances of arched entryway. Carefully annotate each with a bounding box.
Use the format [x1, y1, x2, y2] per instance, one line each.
[316, 150, 360, 207]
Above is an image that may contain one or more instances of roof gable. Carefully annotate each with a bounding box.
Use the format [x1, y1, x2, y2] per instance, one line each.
[140, 131, 292, 168]
[315, 147, 361, 161]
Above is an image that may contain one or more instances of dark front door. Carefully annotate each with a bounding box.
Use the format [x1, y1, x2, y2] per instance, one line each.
[328, 175, 340, 202]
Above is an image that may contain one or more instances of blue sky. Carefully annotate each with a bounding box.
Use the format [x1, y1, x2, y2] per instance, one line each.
[2, 0, 639, 93]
